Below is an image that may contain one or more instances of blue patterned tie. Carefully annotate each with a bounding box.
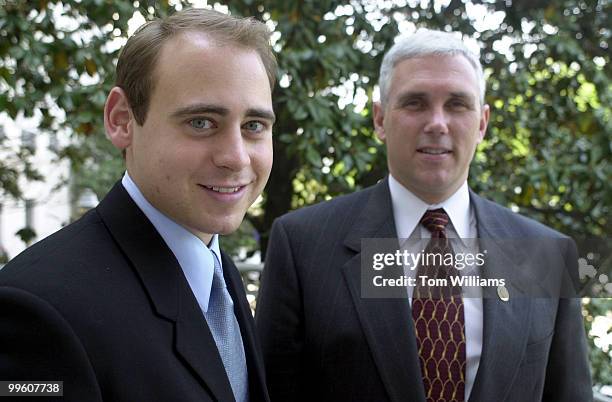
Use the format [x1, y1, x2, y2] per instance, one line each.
[204, 252, 249, 402]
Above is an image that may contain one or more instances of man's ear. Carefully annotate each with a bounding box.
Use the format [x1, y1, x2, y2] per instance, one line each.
[104, 87, 134, 150]
[477, 103, 490, 143]
[373, 101, 386, 142]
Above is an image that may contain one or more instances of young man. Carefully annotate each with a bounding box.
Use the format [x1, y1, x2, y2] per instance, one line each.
[0, 8, 275, 402]
[256, 29, 591, 402]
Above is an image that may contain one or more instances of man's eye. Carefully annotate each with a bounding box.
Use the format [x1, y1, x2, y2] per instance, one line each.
[189, 118, 213, 130]
[401, 100, 423, 109]
[448, 100, 469, 109]
[243, 121, 265, 132]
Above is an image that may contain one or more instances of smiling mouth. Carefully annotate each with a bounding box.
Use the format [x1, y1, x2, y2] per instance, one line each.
[201, 185, 243, 193]
[417, 148, 452, 155]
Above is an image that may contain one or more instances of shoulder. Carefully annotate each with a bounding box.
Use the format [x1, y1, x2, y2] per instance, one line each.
[0, 208, 116, 292]
[472, 192, 568, 239]
[276, 184, 377, 231]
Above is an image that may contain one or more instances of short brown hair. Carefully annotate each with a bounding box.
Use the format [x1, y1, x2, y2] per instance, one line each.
[115, 8, 277, 125]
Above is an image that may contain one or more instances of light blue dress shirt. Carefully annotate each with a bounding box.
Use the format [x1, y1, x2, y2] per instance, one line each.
[121, 172, 219, 314]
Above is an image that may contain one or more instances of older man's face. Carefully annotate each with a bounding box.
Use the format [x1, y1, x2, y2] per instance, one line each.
[374, 54, 489, 204]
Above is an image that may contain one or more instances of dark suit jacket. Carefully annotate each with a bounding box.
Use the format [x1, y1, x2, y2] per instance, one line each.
[0, 182, 269, 402]
[256, 178, 591, 402]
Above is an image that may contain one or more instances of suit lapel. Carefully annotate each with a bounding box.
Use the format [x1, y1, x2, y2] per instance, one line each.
[97, 182, 235, 402]
[222, 252, 269, 402]
[468, 192, 533, 402]
[341, 178, 427, 402]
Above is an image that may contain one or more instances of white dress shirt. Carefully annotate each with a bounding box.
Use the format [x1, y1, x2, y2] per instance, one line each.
[388, 174, 483, 401]
[122, 172, 220, 314]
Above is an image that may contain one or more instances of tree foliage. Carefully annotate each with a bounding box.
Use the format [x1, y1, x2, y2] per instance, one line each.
[1, 0, 610, 388]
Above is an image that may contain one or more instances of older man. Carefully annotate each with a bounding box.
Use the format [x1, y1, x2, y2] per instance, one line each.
[256, 29, 591, 402]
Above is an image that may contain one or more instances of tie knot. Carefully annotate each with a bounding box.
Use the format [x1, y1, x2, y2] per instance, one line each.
[420, 208, 450, 237]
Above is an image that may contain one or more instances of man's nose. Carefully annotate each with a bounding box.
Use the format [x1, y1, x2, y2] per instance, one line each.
[423, 106, 450, 135]
[212, 126, 251, 171]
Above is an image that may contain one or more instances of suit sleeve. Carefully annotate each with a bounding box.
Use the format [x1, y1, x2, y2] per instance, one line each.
[0, 286, 103, 402]
[542, 239, 592, 401]
[255, 219, 305, 402]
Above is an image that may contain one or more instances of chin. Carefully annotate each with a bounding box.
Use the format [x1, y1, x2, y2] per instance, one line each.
[414, 176, 447, 189]
[427, 173, 452, 186]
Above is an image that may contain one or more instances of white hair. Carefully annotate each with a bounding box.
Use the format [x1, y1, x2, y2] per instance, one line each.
[378, 29, 485, 106]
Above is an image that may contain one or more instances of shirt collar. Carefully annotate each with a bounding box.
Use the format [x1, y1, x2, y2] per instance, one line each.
[388, 174, 472, 240]
[121, 171, 219, 312]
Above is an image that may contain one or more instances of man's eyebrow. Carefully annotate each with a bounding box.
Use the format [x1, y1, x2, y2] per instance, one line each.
[449, 91, 475, 101]
[246, 108, 276, 123]
[398, 91, 426, 99]
[170, 104, 275, 123]
[394, 91, 476, 105]
[395, 91, 426, 104]
[171, 104, 229, 118]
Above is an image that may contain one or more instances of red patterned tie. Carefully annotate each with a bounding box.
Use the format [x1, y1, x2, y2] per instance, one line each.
[412, 208, 466, 402]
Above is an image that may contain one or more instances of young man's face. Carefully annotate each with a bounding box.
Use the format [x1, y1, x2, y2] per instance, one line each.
[125, 31, 274, 243]
[374, 54, 489, 204]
